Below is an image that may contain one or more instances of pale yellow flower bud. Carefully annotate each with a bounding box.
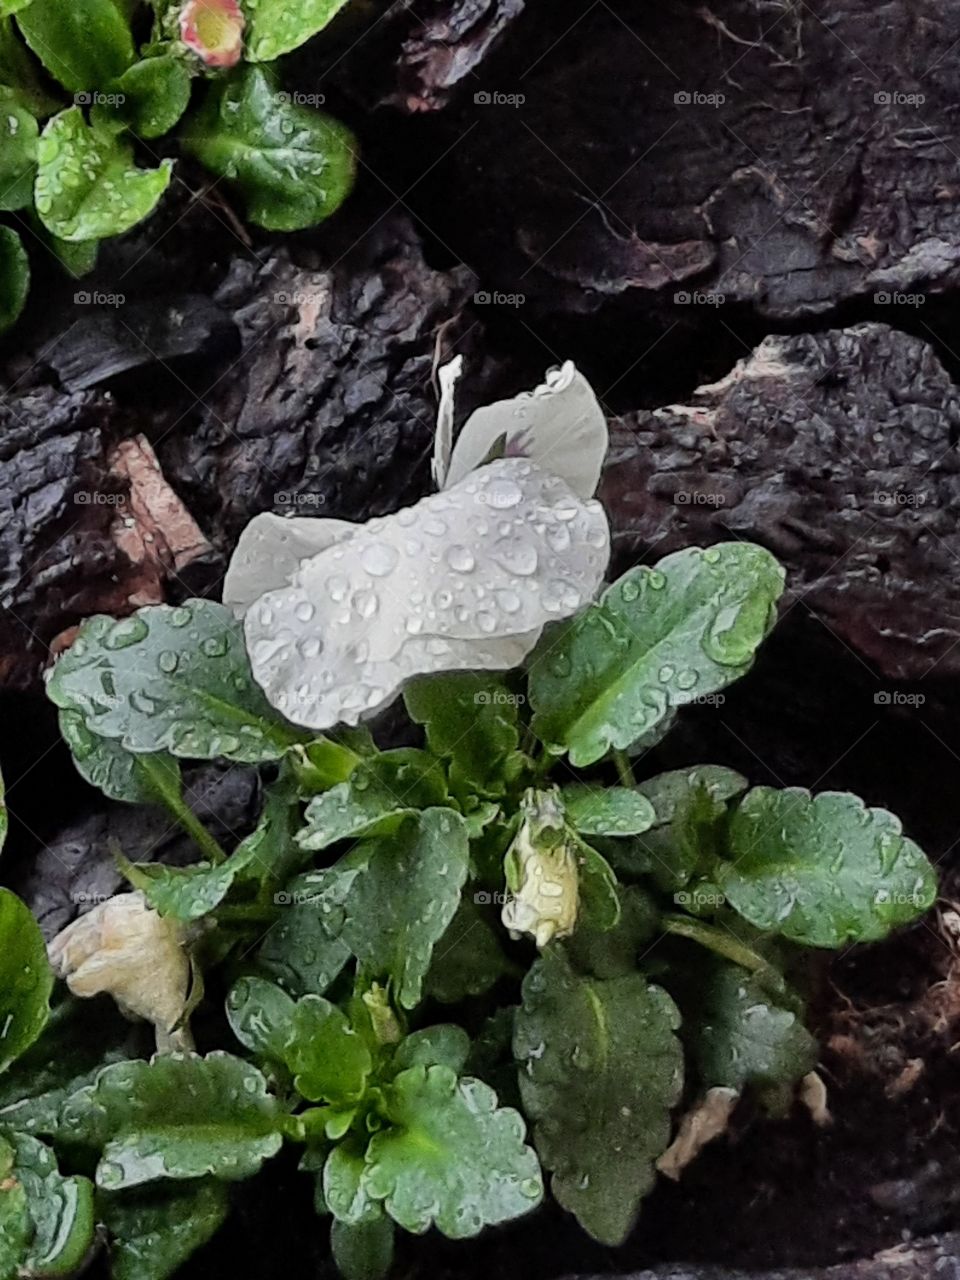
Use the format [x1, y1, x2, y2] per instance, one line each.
[502, 789, 579, 948]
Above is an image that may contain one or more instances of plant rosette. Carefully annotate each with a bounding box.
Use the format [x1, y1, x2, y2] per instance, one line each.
[14, 362, 939, 1280]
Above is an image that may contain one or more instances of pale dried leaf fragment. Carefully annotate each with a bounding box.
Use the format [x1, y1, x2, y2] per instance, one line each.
[657, 1087, 739, 1180]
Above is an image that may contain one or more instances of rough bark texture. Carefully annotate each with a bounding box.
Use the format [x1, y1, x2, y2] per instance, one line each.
[0, 215, 480, 690]
[602, 321, 960, 683]
[425, 0, 960, 319]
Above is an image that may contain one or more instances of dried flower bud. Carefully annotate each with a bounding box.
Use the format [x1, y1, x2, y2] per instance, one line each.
[502, 788, 579, 948]
[48, 892, 191, 1052]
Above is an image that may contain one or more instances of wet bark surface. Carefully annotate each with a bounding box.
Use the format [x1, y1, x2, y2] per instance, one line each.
[3, 0, 960, 1277]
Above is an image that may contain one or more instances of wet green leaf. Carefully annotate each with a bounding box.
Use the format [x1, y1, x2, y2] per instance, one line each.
[688, 962, 817, 1090]
[718, 788, 938, 947]
[46, 601, 302, 763]
[363, 1064, 542, 1237]
[60, 1053, 283, 1189]
[244, 0, 349, 61]
[515, 949, 683, 1245]
[0, 225, 28, 333]
[59, 708, 181, 805]
[340, 809, 470, 1009]
[330, 1214, 394, 1280]
[424, 896, 515, 1004]
[99, 1179, 229, 1280]
[181, 66, 356, 231]
[0, 889, 52, 1075]
[404, 673, 521, 797]
[529, 544, 785, 766]
[561, 785, 656, 837]
[0, 87, 37, 210]
[17, 0, 134, 92]
[0, 1133, 94, 1276]
[94, 54, 192, 139]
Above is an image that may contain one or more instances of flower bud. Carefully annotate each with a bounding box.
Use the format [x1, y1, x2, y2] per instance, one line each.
[501, 788, 579, 947]
[48, 892, 192, 1052]
[180, 0, 245, 68]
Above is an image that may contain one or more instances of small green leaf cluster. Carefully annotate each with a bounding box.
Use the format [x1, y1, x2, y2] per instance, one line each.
[0, 0, 356, 333]
[0, 542, 937, 1279]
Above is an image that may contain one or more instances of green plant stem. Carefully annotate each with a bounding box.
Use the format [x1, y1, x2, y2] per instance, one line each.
[612, 749, 635, 788]
[137, 756, 228, 864]
[661, 914, 787, 997]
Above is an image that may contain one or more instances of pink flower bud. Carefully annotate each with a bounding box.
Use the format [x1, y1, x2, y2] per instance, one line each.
[180, 0, 245, 68]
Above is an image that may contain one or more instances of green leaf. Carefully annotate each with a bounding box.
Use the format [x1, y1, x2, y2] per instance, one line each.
[94, 54, 192, 139]
[100, 1180, 229, 1280]
[529, 544, 785, 766]
[717, 788, 938, 947]
[0, 996, 134, 1135]
[257, 871, 353, 998]
[575, 839, 621, 932]
[297, 780, 411, 853]
[181, 66, 356, 232]
[121, 841, 259, 923]
[424, 896, 515, 1004]
[637, 765, 748, 824]
[0, 1, 35, 16]
[17, 0, 134, 93]
[514, 949, 683, 1245]
[404, 673, 521, 797]
[688, 962, 817, 1090]
[34, 107, 171, 242]
[330, 1215, 394, 1280]
[46, 601, 302, 763]
[323, 1144, 378, 1227]
[561, 785, 656, 836]
[565, 884, 660, 979]
[1, 1133, 94, 1276]
[0, 889, 52, 1075]
[59, 708, 182, 805]
[0, 225, 28, 334]
[47, 230, 98, 277]
[363, 1065, 542, 1237]
[341, 809, 470, 1009]
[287, 997, 372, 1105]
[391, 1026, 470, 1077]
[635, 781, 726, 894]
[0, 1137, 29, 1280]
[60, 1053, 284, 1189]
[288, 737, 362, 794]
[0, 17, 60, 116]
[244, 0, 349, 61]
[0, 87, 37, 210]
[225, 976, 295, 1066]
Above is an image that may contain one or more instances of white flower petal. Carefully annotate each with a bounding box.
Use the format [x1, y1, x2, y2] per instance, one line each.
[443, 361, 609, 499]
[223, 512, 355, 617]
[432, 354, 463, 488]
[243, 457, 609, 730]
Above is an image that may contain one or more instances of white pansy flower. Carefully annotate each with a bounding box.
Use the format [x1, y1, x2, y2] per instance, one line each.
[502, 788, 579, 948]
[224, 362, 610, 731]
[48, 892, 192, 1053]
